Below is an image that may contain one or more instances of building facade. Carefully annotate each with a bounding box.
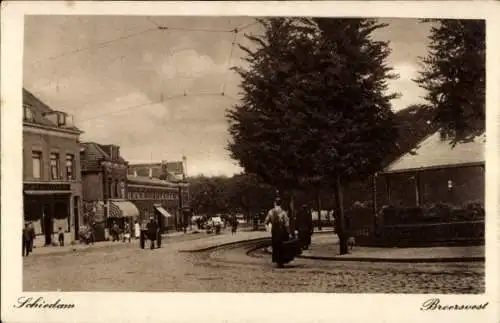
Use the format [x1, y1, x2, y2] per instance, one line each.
[80, 142, 139, 241]
[378, 131, 485, 208]
[127, 159, 186, 181]
[23, 89, 83, 246]
[126, 174, 189, 232]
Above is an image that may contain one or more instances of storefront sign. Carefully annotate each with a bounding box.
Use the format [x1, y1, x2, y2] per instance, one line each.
[24, 183, 71, 192]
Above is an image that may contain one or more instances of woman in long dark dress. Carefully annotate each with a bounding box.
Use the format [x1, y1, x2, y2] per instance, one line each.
[264, 199, 291, 268]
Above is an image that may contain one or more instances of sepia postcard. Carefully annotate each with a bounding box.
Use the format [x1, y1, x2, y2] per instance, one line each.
[1, 1, 499, 323]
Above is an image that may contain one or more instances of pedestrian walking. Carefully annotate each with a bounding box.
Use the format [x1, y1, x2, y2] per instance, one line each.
[231, 214, 238, 235]
[89, 221, 96, 244]
[146, 216, 158, 249]
[264, 198, 291, 268]
[123, 222, 131, 243]
[27, 221, 36, 253]
[296, 204, 313, 250]
[134, 220, 141, 240]
[22, 223, 31, 257]
[58, 227, 65, 246]
[111, 221, 120, 242]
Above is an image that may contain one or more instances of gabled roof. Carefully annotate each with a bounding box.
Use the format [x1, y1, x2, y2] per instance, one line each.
[383, 131, 485, 174]
[23, 88, 82, 133]
[81, 142, 127, 164]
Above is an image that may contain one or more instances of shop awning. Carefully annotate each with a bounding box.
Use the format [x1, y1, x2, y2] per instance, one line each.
[109, 200, 139, 218]
[154, 205, 173, 218]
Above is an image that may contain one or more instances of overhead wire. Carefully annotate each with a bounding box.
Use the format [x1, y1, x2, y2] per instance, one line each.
[79, 92, 239, 123]
[26, 17, 257, 121]
[221, 30, 238, 95]
[26, 27, 159, 67]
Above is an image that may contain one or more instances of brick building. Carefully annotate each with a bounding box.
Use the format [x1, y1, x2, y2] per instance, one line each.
[80, 142, 139, 241]
[127, 159, 186, 181]
[22, 88, 83, 246]
[378, 131, 485, 207]
[127, 174, 189, 232]
[128, 159, 190, 230]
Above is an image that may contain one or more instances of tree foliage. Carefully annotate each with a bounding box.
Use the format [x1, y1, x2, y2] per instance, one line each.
[188, 173, 275, 217]
[415, 19, 485, 142]
[227, 18, 399, 254]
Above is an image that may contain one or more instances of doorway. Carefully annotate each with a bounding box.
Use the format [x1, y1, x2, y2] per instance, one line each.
[74, 196, 80, 240]
[43, 204, 52, 245]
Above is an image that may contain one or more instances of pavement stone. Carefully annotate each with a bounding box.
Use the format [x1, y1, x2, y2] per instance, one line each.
[280, 234, 485, 262]
[23, 232, 485, 293]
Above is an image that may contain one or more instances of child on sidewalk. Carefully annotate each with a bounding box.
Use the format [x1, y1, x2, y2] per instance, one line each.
[58, 227, 65, 247]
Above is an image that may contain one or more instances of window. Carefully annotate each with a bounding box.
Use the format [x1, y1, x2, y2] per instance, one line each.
[114, 181, 119, 198]
[106, 178, 112, 199]
[24, 105, 34, 122]
[65, 154, 74, 180]
[32, 151, 42, 179]
[50, 153, 60, 180]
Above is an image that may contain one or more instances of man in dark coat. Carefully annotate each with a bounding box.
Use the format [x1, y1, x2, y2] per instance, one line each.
[264, 198, 291, 268]
[296, 204, 313, 250]
[22, 223, 31, 256]
[146, 217, 158, 250]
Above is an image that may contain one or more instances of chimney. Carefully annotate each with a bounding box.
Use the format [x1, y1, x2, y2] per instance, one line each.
[134, 169, 137, 177]
[149, 167, 153, 178]
[182, 156, 187, 179]
[114, 145, 120, 160]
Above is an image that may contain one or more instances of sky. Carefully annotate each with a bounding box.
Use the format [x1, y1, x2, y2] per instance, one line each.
[23, 16, 431, 177]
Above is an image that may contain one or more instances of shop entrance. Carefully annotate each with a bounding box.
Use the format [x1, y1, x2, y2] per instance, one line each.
[43, 204, 52, 245]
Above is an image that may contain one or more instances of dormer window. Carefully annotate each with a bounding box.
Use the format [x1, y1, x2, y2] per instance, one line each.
[23, 104, 34, 122]
[57, 112, 67, 126]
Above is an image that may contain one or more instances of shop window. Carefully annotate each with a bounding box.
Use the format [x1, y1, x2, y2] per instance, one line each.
[65, 154, 75, 180]
[32, 151, 42, 179]
[50, 153, 60, 180]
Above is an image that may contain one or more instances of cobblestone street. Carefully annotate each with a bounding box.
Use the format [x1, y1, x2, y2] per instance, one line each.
[23, 234, 484, 293]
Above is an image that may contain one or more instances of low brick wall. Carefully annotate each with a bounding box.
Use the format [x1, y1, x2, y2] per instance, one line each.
[354, 221, 484, 248]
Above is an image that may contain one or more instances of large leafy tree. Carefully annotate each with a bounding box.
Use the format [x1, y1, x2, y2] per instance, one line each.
[228, 18, 399, 254]
[415, 19, 485, 142]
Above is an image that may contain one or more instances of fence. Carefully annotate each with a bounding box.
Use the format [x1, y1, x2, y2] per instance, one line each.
[346, 204, 485, 247]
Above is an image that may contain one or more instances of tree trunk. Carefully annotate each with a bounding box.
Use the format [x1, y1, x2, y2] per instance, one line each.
[333, 175, 348, 255]
[315, 189, 322, 231]
[289, 190, 296, 234]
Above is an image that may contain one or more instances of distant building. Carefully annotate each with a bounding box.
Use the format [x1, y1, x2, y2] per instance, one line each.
[126, 174, 189, 232]
[23, 88, 83, 246]
[127, 158, 186, 182]
[379, 131, 485, 207]
[80, 142, 139, 241]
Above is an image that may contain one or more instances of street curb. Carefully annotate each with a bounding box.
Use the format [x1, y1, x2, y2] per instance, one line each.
[178, 237, 271, 253]
[263, 247, 484, 263]
[178, 230, 334, 253]
[178, 230, 333, 253]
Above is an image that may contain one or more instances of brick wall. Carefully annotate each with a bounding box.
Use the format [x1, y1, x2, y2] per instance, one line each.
[23, 129, 81, 182]
[82, 172, 103, 201]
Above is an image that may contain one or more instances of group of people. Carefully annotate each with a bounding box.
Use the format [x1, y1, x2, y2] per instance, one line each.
[264, 199, 314, 268]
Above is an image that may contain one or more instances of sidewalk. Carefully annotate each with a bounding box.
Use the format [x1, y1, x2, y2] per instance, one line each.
[177, 231, 270, 252]
[26, 227, 335, 256]
[177, 227, 335, 252]
[274, 234, 485, 263]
